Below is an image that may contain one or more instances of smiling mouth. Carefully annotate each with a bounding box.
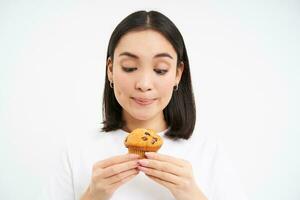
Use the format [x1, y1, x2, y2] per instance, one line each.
[131, 97, 156, 106]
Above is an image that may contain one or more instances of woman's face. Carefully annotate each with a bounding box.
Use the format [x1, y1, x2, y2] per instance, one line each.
[107, 29, 183, 121]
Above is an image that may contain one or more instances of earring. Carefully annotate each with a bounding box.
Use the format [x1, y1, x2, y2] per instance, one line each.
[173, 83, 178, 91]
[110, 81, 114, 89]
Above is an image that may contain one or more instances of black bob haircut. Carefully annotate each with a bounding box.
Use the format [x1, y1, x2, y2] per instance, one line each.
[101, 10, 196, 140]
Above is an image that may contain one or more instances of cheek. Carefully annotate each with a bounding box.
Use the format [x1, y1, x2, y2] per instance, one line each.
[156, 76, 175, 100]
[113, 71, 132, 98]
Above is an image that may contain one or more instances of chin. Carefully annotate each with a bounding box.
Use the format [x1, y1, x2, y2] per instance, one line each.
[132, 114, 152, 121]
[130, 112, 154, 121]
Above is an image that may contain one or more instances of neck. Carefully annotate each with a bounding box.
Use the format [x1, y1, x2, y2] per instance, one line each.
[122, 111, 168, 133]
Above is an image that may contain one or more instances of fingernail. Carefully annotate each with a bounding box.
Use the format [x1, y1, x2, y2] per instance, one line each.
[138, 166, 147, 172]
[129, 154, 139, 159]
[145, 152, 154, 157]
[138, 159, 148, 166]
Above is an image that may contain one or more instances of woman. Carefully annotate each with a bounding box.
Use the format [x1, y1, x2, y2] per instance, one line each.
[42, 10, 247, 200]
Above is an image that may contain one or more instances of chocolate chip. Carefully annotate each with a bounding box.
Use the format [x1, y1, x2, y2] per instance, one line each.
[145, 132, 151, 136]
[141, 136, 148, 141]
[151, 138, 156, 144]
[153, 137, 158, 142]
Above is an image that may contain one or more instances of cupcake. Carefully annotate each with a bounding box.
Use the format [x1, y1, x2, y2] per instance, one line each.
[124, 128, 163, 158]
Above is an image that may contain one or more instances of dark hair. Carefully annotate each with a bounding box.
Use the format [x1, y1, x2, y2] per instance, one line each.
[101, 10, 196, 140]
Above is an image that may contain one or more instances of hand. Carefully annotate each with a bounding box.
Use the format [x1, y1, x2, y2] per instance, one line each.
[137, 152, 207, 200]
[81, 154, 140, 200]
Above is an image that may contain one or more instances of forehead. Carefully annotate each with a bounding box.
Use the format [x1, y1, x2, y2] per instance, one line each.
[114, 29, 177, 60]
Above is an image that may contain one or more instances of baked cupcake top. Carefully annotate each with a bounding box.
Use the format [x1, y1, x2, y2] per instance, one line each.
[124, 128, 163, 149]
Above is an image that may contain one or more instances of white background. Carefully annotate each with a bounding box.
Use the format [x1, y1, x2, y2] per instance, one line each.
[0, 0, 299, 199]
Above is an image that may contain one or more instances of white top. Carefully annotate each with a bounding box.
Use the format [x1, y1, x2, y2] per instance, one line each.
[40, 128, 248, 200]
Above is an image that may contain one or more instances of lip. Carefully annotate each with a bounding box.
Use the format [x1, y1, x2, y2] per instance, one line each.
[132, 97, 156, 106]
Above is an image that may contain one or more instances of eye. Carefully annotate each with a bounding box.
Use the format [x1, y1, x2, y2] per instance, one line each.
[154, 69, 168, 75]
[122, 66, 137, 72]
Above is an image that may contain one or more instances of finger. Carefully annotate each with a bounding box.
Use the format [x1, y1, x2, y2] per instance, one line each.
[145, 152, 186, 167]
[138, 159, 184, 176]
[138, 166, 180, 185]
[106, 168, 139, 185]
[102, 160, 139, 178]
[146, 174, 175, 188]
[109, 171, 138, 189]
[96, 154, 140, 169]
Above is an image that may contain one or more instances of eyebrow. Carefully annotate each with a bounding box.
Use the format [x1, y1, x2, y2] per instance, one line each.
[118, 52, 173, 59]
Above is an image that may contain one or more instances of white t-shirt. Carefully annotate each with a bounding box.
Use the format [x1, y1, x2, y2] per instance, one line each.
[40, 128, 248, 200]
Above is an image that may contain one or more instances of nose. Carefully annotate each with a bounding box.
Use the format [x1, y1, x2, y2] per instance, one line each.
[135, 71, 153, 92]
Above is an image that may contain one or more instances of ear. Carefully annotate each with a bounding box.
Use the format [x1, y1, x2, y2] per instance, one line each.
[175, 61, 184, 84]
[107, 57, 113, 82]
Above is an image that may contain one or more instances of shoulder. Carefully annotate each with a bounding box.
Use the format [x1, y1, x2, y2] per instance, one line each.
[62, 128, 122, 154]
[187, 126, 220, 154]
[184, 125, 235, 169]
[65, 127, 123, 144]
[61, 128, 129, 165]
